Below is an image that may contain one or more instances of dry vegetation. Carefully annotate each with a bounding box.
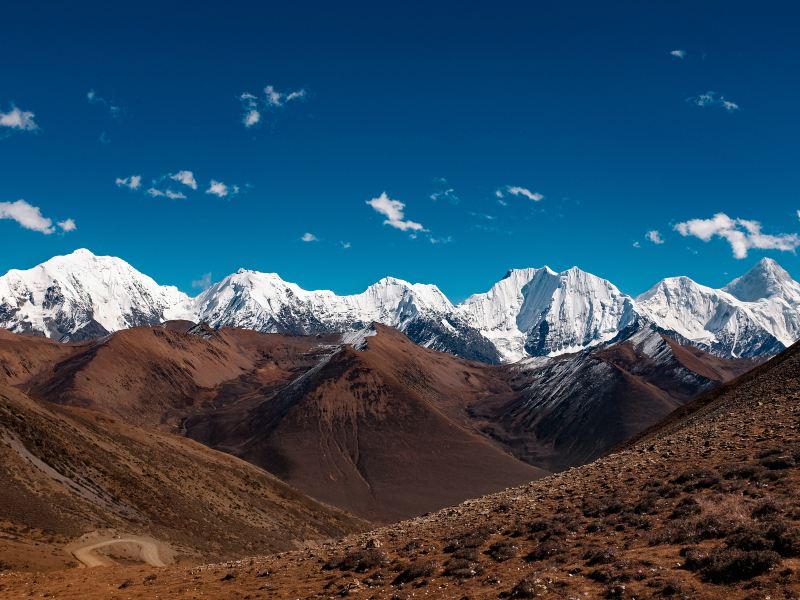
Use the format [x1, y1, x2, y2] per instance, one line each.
[2, 339, 798, 598]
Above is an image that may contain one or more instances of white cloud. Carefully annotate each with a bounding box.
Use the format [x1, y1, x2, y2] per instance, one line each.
[674, 212, 800, 259]
[57, 218, 77, 232]
[170, 170, 197, 190]
[244, 109, 261, 127]
[146, 187, 186, 199]
[797, 209, 800, 221]
[366, 192, 426, 232]
[115, 175, 142, 190]
[646, 230, 665, 245]
[239, 86, 305, 127]
[340, 241, 352, 249]
[687, 91, 740, 112]
[87, 89, 122, 118]
[0, 106, 38, 131]
[192, 272, 213, 290]
[0, 199, 74, 235]
[633, 241, 641, 248]
[670, 49, 687, 59]
[500, 186, 544, 202]
[301, 232, 318, 242]
[206, 180, 229, 198]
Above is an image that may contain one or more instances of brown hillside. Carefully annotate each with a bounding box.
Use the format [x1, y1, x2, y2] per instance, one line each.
[0, 382, 365, 573]
[13, 340, 797, 598]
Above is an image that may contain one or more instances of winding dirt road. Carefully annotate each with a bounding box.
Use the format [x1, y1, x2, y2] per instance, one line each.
[71, 537, 168, 568]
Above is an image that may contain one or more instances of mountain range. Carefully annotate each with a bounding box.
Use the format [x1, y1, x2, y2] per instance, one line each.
[1, 249, 798, 362]
[6, 313, 798, 598]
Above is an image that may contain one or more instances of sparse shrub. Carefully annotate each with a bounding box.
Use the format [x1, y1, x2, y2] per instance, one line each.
[524, 540, 566, 562]
[669, 497, 701, 520]
[682, 546, 781, 583]
[327, 548, 388, 572]
[673, 469, 721, 491]
[583, 548, 618, 566]
[486, 541, 518, 562]
[509, 574, 546, 598]
[756, 447, 784, 459]
[752, 500, 781, 519]
[759, 455, 795, 470]
[392, 560, 438, 585]
[634, 493, 660, 515]
[766, 523, 800, 557]
[443, 529, 490, 553]
[604, 584, 628, 599]
[443, 557, 482, 579]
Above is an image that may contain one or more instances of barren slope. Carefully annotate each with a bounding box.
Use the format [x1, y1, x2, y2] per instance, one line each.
[11, 340, 798, 598]
[185, 325, 546, 521]
[0, 382, 365, 573]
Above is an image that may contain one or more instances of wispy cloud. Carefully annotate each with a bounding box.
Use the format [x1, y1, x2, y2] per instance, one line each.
[0, 199, 75, 234]
[87, 89, 123, 118]
[340, 241, 352, 249]
[192, 272, 213, 290]
[240, 85, 306, 128]
[675, 213, 799, 258]
[496, 186, 544, 202]
[429, 177, 460, 204]
[115, 175, 142, 190]
[687, 91, 740, 112]
[632, 241, 641, 248]
[170, 170, 197, 190]
[301, 232, 318, 242]
[0, 105, 38, 131]
[366, 192, 426, 232]
[646, 230, 665, 245]
[670, 49, 687, 59]
[147, 187, 186, 200]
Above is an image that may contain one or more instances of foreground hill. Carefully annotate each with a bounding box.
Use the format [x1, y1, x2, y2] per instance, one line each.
[0, 381, 365, 573]
[11, 338, 798, 598]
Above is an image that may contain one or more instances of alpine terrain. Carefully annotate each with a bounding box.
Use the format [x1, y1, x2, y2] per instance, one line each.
[1, 250, 799, 362]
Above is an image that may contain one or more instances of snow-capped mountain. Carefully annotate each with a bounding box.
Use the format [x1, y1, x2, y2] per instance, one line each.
[455, 266, 639, 362]
[1, 249, 798, 362]
[0, 249, 194, 341]
[194, 269, 500, 362]
[637, 258, 799, 358]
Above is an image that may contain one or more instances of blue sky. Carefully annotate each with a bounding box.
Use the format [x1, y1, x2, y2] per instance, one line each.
[2, 0, 799, 301]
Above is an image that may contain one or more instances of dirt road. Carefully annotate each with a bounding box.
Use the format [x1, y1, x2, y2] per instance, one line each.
[71, 536, 168, 568]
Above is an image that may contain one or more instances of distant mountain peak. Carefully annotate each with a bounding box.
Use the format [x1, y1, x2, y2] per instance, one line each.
[724, 256, 797, 302]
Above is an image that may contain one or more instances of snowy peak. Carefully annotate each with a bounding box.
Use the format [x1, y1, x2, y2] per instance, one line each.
[724, 258, 800, 303]
[0, 249, 193, 341]
[2, 249, 799, 362]
[457, 265, 636, 361]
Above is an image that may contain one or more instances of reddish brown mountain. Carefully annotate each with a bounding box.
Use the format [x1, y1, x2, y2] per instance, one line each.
[1, 322, 754, 523]
[0, 380, 365, 573]
[185, 324, 546, 521]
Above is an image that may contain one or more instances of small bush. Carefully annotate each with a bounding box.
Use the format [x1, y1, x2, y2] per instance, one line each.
[759, 455, 795, 470]
[583, 548, 618, 566]
[682, 546, 780, 583]
[443, 557, 482, 579]
[509, 574, 546, 598]
[669, 497, 701, 520]
[525, 540, 566, 562]
[327, 548, 388, 572]
[486, 541, 518, 562]
[392, 560, 438, 585]
[752, 500, 781, 519]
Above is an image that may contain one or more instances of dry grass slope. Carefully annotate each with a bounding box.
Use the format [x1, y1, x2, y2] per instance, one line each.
[5, 340, 796, 598]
